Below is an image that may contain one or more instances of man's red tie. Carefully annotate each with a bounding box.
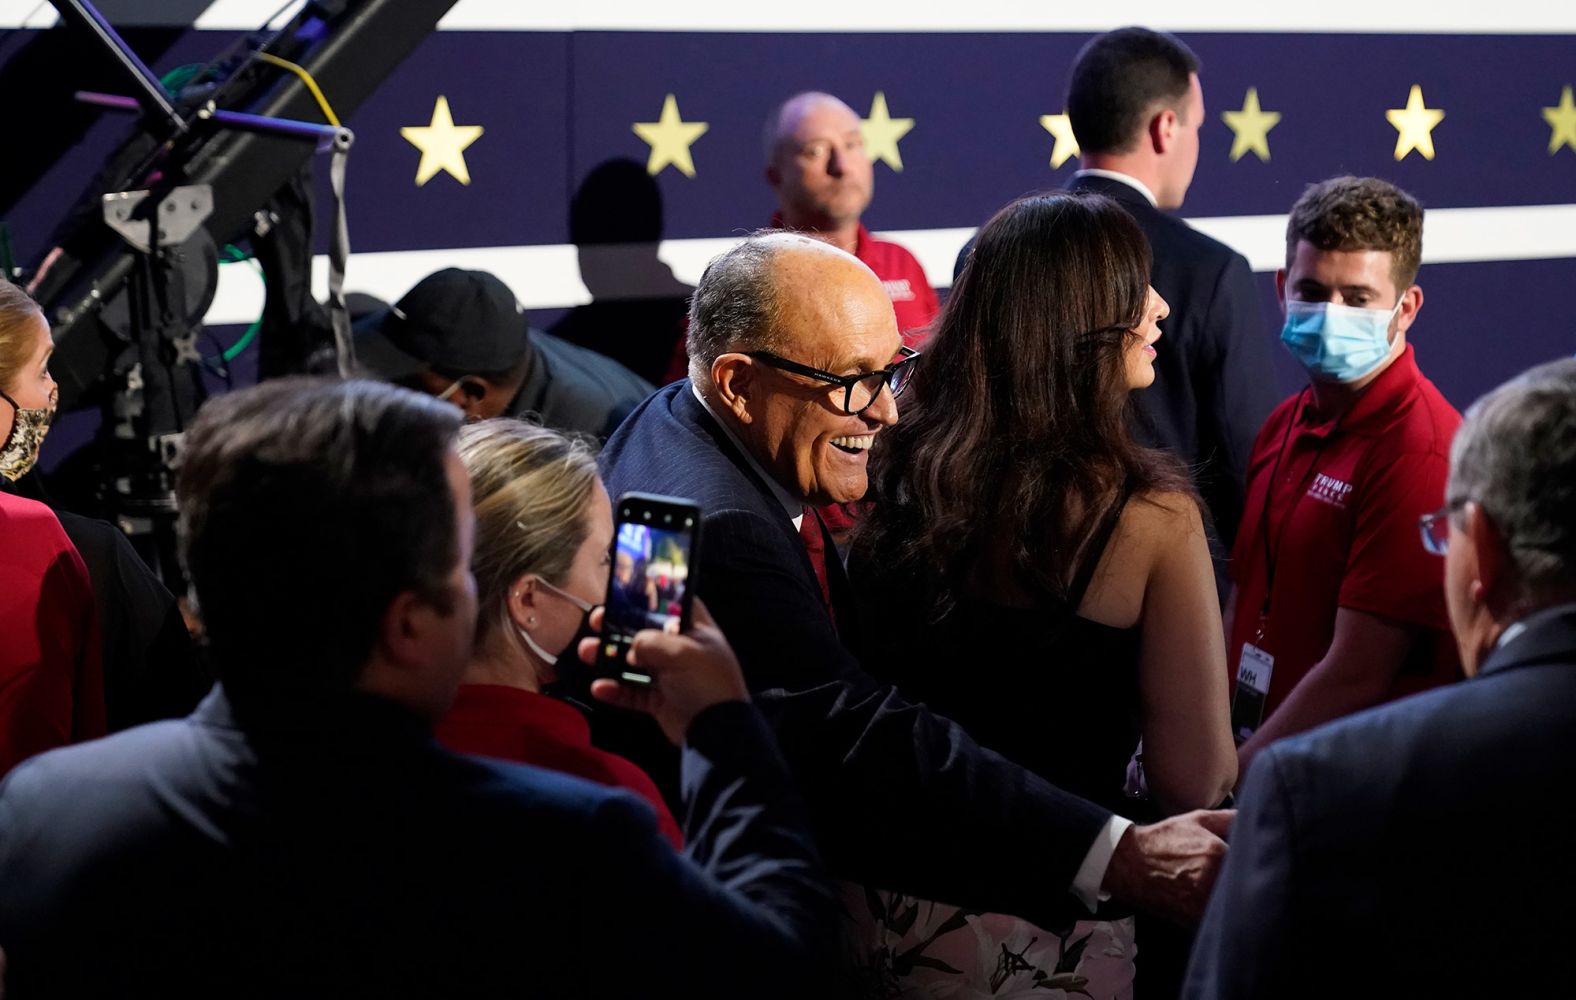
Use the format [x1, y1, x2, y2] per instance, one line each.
[799, 505, 836, 627]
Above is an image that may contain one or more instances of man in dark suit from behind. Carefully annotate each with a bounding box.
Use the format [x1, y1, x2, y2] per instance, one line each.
[601, 231, 1233, 933]
[0, 378, 831, 998]
[1185, 358, 1576, 997]
[1064, 28, 1279, 583]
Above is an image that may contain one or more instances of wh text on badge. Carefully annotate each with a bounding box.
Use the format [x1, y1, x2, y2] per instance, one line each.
[1230, 642, 1276, 743]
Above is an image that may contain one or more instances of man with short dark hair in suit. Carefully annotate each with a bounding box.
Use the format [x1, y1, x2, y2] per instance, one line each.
[0, 378, 831, 998]
[1066, 28, 1278, 584]
[1185, 358, 1576, 998]
[601, 231, 1233, 933]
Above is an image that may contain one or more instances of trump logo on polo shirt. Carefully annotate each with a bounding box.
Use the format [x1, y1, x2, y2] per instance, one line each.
[882, 278, 917, 303]
[1308, 473, 1354, 509]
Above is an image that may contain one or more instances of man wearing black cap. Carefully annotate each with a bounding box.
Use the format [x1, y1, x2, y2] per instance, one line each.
[354, 268, 653, 439]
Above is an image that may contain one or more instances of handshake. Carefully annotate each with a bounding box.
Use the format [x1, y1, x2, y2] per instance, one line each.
[581, 597, 1232, 925]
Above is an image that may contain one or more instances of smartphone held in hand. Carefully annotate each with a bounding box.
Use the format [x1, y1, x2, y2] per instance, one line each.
[596, 492, 702, 685]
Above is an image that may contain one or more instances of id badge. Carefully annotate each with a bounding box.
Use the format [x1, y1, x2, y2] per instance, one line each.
[1230, 642, 1275, 743]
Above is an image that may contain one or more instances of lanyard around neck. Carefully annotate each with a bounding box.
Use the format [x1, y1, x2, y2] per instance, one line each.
[1256, 388, 1342, 623]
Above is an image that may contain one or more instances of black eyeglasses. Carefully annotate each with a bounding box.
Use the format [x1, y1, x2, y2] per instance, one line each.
[747, 346, 920, 415]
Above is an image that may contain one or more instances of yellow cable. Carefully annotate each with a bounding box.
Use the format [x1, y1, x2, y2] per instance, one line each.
[255, 52, 341, 127]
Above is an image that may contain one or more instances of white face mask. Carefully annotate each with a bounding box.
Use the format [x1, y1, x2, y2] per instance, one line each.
[514, 576, 595, 667]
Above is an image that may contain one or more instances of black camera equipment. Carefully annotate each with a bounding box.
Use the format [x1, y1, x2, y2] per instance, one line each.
[25, 0, 456, 585]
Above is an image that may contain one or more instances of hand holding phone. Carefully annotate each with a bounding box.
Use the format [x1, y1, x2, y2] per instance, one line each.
[576, 599, 749, 745]
[596, 493, 701, 685]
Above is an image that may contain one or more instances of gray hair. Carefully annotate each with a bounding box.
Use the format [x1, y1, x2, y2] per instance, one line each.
[1448, 357, 1576, 603]
[686, 234, 787, 385]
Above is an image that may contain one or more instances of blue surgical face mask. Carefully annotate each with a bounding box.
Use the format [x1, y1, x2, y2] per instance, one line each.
[1280, 299, 1402, 383]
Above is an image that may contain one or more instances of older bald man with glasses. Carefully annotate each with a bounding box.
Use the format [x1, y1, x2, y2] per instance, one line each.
[600, 231, 1234, 945]
[1187, 357, 1576, 997]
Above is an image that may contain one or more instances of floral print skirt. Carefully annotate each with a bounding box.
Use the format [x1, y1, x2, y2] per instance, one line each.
[839, 883, 1136, 999]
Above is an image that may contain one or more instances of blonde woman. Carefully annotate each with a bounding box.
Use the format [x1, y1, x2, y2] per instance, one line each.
[1, 280, 103, 773]
[436, 419, 681, 848]
[0, 281, 202, 731]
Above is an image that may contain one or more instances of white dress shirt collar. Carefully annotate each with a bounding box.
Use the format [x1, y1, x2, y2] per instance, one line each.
[1074, 169, 1159, 208]
[1494, 601, 1576, 652]
[691, 383, 805, 526]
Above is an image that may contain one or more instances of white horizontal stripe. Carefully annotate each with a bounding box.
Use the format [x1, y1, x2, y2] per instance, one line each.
[887, 204, 1576, 284]
[0, 0, 300, 30]
[203, 203, 1576, 326]
[0, 0, 57, 28]
[437, 0, 1576, 33]
[192, 0, 307, 30]
[1185, 203, 1576, 272]
[6, 0, 1575, 32]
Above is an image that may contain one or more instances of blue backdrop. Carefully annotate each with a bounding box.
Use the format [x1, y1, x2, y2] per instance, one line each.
[4, 12, 1575, 467]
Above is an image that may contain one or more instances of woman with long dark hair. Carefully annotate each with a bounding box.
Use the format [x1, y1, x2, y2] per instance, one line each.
[846, 192, 1235, 996]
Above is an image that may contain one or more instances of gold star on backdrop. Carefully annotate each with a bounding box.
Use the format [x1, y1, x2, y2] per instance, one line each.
[1386, 85, 1445, 161]
[1040, 112, 1080, 169]
[861, 91, 914, 171]
[1222, 87, 1281, 162]
[632, 94, 709, 178]
[1543, 86, 1576, 155]
[400, 96, 484, 186]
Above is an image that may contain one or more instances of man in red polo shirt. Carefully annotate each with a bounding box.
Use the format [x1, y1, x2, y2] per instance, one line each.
[1228, 176, 1463, 781]
[658, 92, 938, 394]
[745, 90, 942, 543]
[764, 91, 939, 349]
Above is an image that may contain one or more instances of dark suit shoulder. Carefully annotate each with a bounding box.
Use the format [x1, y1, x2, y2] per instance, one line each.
[0, 716, 639, 839]
[1143, 210, 1245, 274]
[701, 503, 798, 552]
[601, 382, 783, 520]
[530, 328, 654, 400]
[439, 743, 646, 813]
[1279, 661, 1576, 753]
[51, 510, 123, 580]
[1200, 657, 1576, 997]
[1067, 174, 1245, 275]
[0, 718, 203, 800]
[0, 719, 236, 901]
[1260, 663, 1576, 829]
[517, 329, 655, 439]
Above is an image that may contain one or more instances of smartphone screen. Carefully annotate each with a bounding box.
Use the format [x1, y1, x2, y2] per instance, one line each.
[598, 493, 700, 684]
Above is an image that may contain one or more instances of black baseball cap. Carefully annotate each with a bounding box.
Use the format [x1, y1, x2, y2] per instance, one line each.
[352, 268, 528, 380]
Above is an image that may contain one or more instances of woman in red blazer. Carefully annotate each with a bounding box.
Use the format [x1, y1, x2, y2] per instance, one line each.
[436, 418, 682, 848]
[0, 281, 104, 775]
